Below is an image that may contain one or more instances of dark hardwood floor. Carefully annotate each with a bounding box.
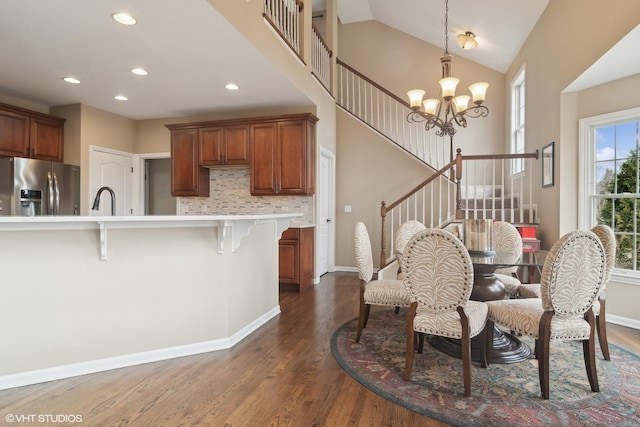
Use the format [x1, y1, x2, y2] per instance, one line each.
[0, 272, 638, 426]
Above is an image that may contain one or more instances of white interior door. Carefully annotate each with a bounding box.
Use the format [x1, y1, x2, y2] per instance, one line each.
[318, 149, 335, 275]
[90, 146, 133, 216]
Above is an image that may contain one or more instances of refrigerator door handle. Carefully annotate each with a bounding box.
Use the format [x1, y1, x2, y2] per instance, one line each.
[53, 172, 60, 215]
[47, 172, 55, 215]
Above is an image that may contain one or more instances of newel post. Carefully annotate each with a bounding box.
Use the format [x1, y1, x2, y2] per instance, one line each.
[455, 148, 464, 220]
[380, 201, 387, 268]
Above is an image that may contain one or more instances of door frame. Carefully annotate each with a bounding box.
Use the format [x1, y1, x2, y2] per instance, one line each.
[132, 152, 175, 215]
[318, 147, 336, 281]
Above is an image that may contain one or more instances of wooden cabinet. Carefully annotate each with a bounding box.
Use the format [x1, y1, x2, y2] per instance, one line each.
[199, 125, 249, 166]
[170, 128, 209, 197]
[166, 113, 317, 197]
[0, 103, 65, 162]
[279, 227, 315, 291]
[250, 116, 316, 195]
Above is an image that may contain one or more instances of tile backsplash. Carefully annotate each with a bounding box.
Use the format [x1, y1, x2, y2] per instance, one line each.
[179, 167, 314, 226]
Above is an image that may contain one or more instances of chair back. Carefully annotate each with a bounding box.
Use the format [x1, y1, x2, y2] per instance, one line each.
[354, 222, 374, 283]
[540, 230, 605, 315]
[393, 220, 426, 260]
[591, 224, 616, 288]
[400, 228, 474, 310]
[493, 221, 523, 274]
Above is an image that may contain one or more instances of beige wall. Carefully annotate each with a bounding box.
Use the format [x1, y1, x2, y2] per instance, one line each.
[505, 0, 640, 247]
[335, 109, 434, 268]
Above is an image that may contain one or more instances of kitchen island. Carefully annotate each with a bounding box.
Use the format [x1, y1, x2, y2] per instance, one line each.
[0, 214, 299, 390]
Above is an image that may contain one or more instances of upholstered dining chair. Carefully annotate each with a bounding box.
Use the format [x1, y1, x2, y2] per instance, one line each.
[493, 221, 523, 298]
[400, 228, 488, 397]
[393, 220, 427, 278]
[354, 222, 411, 343]
[518, 224, 616, 360]
[485, 230, 606, 399]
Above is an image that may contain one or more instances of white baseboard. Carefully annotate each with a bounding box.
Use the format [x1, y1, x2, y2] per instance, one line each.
[607, 314, 640, 330]
[334, 266, 358, 273]
[0, 306, 281, 391]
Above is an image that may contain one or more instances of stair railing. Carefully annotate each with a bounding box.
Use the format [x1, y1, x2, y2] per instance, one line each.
[311, 24, 332, 91]
[263, 0, 304, 59]
[337, 59, 451, 171]
[380, 150, 540, 267]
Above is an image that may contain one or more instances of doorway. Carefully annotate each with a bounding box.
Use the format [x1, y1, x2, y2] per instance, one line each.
[144, 158, 175, 215]
[319, 148, 335, 276]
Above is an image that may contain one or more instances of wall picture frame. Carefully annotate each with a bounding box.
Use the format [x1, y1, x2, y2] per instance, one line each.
[542, 141, 554, 188]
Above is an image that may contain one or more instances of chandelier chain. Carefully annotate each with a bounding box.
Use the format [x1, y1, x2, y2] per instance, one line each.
[444, 0, 449, 54]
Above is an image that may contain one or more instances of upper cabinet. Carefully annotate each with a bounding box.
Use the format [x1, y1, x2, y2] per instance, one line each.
[0, 103, 65, 162]
[166, 113, 317, 197]
[199, 124, 250, 167]
[250, 115, 317, 196]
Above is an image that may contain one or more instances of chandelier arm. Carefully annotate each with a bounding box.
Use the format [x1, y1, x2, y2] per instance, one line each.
[462, 105, 490, 119]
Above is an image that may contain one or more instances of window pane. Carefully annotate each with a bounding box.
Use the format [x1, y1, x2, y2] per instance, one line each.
[596, 126, 615, 159]
[616, 122, 638, 159]
[615, 234, 639, 270]
[615, 158, 638, 193]
[595, 160, 615, 193]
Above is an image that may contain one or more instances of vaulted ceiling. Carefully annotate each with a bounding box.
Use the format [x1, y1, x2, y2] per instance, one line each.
[0, 0, 636, 121]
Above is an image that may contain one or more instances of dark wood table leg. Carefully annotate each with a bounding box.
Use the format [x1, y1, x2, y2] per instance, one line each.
[428, 264, 533, 364]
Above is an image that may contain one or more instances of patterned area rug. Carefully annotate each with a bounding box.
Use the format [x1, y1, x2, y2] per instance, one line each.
[331, 309, 640, 427]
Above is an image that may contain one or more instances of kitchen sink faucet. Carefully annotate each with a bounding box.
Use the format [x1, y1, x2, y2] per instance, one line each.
[92, 186, 116, 216]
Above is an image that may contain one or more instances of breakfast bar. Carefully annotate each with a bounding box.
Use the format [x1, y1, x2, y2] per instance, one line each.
[0, 214, 299, 390]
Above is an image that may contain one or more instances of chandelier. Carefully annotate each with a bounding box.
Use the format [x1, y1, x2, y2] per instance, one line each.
[406, 0, 489, 139]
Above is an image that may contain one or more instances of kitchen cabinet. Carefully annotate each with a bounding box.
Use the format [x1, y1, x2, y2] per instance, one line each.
[250, 115, 317, 195]
[0, 103, 65, 162]
[166, 113, 317, 197]
[199, 124, 249, 166]
[170, 128, 209, 197]
[279, 227, 314, 291]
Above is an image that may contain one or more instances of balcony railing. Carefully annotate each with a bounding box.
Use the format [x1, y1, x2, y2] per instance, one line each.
[311, 24, 332, 91]
[263, 0, 303, 58]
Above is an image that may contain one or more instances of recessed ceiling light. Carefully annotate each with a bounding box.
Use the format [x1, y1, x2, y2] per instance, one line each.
[112, 12, 136, 26]
[225, 83, 239, 90]
[114, 95, 128, 101]
[131, 68, 148, 76]
[63, 77, 80, 84]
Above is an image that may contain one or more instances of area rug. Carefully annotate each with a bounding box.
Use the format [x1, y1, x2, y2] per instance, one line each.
[331, 309, 640, 426]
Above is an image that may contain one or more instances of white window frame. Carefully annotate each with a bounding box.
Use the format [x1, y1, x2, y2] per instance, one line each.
[510, 66, 526, 175]
[579, 106, 640, 285]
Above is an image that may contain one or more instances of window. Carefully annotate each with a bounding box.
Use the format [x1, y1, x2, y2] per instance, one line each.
[579, 107, 640, 280]
[510, 67, 525, 175]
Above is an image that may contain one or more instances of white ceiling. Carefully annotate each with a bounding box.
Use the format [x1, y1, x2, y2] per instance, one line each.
[1, 0, 636, 122]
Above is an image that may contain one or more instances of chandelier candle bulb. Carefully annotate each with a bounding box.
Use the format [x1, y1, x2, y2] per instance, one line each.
[408, 89, 426, 109]
[469, 82, 489, 103]
[423, 99, 439, 115]
[454, 95, 470, 113]
[439, 77, 459, 98]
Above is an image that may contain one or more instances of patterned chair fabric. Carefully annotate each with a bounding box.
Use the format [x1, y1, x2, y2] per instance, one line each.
[354, 222, 411, 343]
[393, 221, 427, 280]
[485, 230, 606, 399]
[493, 221, 523, 297]
[401, 228, 488, 397]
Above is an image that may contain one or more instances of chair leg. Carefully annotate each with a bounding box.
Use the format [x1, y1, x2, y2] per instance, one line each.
[356, 281, 366, 343]
[395, 306, 400, 314]
[479, 322, 488, 369]
[363, 305, 371, 329]
[404, 303, 417, 381]
[584, 310, 600, 392]
[458, 307, 471, 397]
[485, 319, 495, 365]
[538, 312, 553, 399]
[596, 297, 610, 361]
[417, 332, 425, 354]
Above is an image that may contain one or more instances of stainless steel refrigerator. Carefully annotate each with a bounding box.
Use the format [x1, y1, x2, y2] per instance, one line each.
[0, 157, 80, 216]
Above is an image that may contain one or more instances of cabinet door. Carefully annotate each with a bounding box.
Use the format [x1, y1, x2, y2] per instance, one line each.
[278, 239, 299, 283]
[171, 129, 209, 196]
[224, 125, 250, 165]
[0, 109, 29, 158]
[250, 123, 278, 194]
[278, 120, 307, 194]
[30, 117, 64, 162]
[199, 126, 224, 166]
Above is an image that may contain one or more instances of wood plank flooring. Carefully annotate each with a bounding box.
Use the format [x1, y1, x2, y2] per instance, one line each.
[0, 272, 638, 426]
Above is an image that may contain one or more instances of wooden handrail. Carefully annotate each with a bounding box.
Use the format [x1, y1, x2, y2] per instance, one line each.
[337, 59, 411, 109]
[380, 158, 456, 266]
[312, 24, 333, 57]
[461, 151, 539, 161]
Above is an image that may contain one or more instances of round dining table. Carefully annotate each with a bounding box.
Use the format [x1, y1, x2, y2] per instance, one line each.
[428, 249, 547, 364]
